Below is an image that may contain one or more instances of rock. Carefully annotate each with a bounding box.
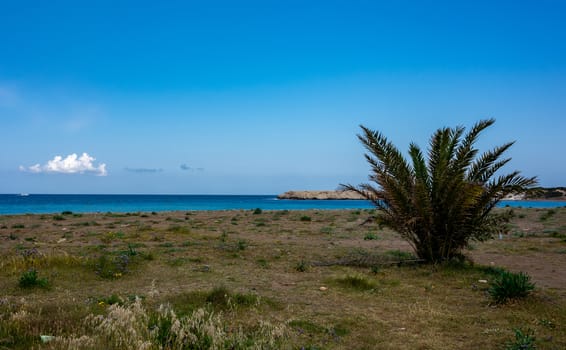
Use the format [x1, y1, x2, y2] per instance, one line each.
[277, 190, 366, 200]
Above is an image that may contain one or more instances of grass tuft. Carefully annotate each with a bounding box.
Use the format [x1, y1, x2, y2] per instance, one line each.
[489, 270, 535, 304]
[333, 274, 376, 292]
[18, 268, 49, 289]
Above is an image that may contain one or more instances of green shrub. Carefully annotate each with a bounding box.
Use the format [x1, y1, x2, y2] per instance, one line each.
[289, 319, 325, 333]
[489, 270, 535, 304]
[257, 258, 269, 268]
[167, 225, 191, 234]
[205, 286, 258, 310]
[505, 328, 536, 350]
[295, 260, 309, 272]
[94, 253, 131, 279]
[385, 249, 415, 261]
[319, 226, 334, 234]
[252, 208, 262, 214]
[18, 269, 49, 289]
[300, 215, 312, 222]
[98, 294, 123, 306]
[364, 232, 378, 240]
[539, 209, 556, 221]
[334, 274, 376, 291]
[237, 239, 247, 250]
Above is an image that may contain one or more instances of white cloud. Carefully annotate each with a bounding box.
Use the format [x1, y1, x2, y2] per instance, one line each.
[20, 153, 107, 176]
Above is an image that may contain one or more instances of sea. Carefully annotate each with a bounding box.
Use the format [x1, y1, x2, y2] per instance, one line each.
[1, 194, 565, 215]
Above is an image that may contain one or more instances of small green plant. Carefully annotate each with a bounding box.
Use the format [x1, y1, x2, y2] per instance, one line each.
[94, 253, 131, 279]
[319, 226, 334, 234]
[385, 249, 415, 261]
[126, 243, 138, 256]
[252, 208, 263, 214]
[237, 239, 247, 250]
[167, 225, 191, 234]
[300, 215, 312, 222]
[205, 286, 258, 310]
[364, 232, 378, 240]
[100, 231, 125, 243]
[489, 270, 535, 304]
[295, 260, 309, 272]
[289, 319, 326, 334]
[98, 294, 123, 306]
[539, 209, 556, 221]
[61, 210, 73, 215]
[11, 223, 25, 229]
[538, 318, 555, 329]
[18, 269, 49, 289]
[52, 215, 66, 221]
[505, 328, 536, 350]
[334, 274, 376, 291]
[257, 258, 269, 268]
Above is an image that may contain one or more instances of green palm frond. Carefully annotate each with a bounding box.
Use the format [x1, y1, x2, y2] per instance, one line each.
[345, 119, 537, 263]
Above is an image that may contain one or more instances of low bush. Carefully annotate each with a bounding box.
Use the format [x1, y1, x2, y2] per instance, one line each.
[94, 253, 131, 279]
[18, 269, 49, 289]
[489, 270, 535, 304]
[334, 274, 376, 292]
[505, 328, 536, 350]
[539, 209, 556, 221]
[363, 232, 378, 240]
[295, 260, 309, 272]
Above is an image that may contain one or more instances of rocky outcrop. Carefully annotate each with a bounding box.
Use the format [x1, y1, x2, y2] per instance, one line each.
[277, 190, 366, 200]
[504, 188, 566, 201]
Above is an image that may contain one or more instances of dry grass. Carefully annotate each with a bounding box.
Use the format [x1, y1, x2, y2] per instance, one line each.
[1, 207, 566, 349]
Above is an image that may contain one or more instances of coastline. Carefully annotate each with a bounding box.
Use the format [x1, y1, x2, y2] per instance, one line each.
[277, 189, 566, 202]
[1, 193, 566, 215]
[277, 190, 366, 200]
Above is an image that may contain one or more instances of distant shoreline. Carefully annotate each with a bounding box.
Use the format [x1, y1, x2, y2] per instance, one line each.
[278, 188, 566, 201]
[277, 190, 366, 200]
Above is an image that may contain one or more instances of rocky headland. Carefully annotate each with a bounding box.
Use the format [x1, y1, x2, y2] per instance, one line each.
[277, 190, 366, 200]
[278, 187, 566, 201]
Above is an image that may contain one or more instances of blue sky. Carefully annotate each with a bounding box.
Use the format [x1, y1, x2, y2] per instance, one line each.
[1, 0, 565, 194]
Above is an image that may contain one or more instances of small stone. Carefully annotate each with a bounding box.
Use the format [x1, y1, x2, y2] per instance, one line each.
[478, 279, 488, 284]
[40, 335, 55, 343]
[319, 286, 328, 291]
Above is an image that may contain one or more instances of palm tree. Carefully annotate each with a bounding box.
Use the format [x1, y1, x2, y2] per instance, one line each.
[343, 119, 537, 263]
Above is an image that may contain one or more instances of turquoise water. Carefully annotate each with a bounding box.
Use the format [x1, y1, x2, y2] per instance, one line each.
[0, 194, 565, 215]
